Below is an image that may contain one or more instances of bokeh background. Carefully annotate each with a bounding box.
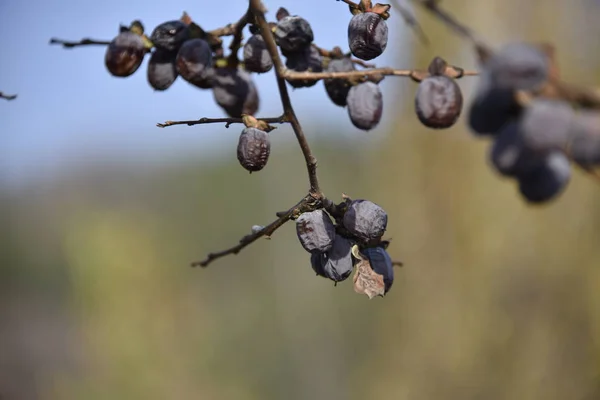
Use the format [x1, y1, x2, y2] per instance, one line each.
[2, 0, 600, 399]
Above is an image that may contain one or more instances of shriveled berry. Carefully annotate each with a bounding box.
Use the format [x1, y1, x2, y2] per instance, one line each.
[273, 15, 314, 54]
[236, 127, 270, 172]
[323, 57, 356, 107]
[104, 32, 146, 77]
[176, 38, 214, 89]
[486, 42, 549, 91]
[343, 200, 387, 242]
[348, 12, 388, 61]
[415, 75, 463, 129]
[362, 247, 394, 294]
[519, 99, 573, 154]
[295, 210, 336, 254]
[243, 34, 273, 74]
[346, 81, 383, 131]
[468, 70, 520, 135]
[489, 121, 543, 177]
[517, 151, 571, 204]
[568, 111, 600, 166]
[150, 20, 190, 53]
[147, 49, 178, 91]
[284, 46, 323, 88]
[310, 236, 354, 283]
[212, 68, 260, 118]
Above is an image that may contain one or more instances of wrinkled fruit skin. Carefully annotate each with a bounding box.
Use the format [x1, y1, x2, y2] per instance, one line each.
[362, 247, 394, 294]
[519, 100, 573, 154]
[237, 127, 270, 172]
[274, 15, 314, 54]
[348, 12, 388, 61]
[176, 39, 214, 89]
[243, 34, 273, 74]
[104, 32, 146, 77]
[343, 200, 388, 242]
[324, 57, 356, 107]
[284, 46, 323, 88]
[415, 75, 463, 129]
[212, 68, 260, 118]
[468, 70, 520, 135]
[569, 111, 600, 166]
[296, 210, 336, 253]
[310, 236, 354, 283]
[517, 151, 571, 204]
[486, 42, 549, 91]
[346, 82, 383, 131]
[147, 49, 178, 91]
[150, 20, 190, 53]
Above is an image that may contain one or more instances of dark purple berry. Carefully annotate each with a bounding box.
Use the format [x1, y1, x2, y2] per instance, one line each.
[104, 32, 146, 77]
[489, 121, 543, 177]
[150, 20, 190, 53]
[310, 236, 354, 283]
[415, 75, 463, 129]
[237, 127, 270, 172]
[517, 151, 571, 204]
[147, 49, 178, 91]
[296, 210, 336, 254]
[243, 34, 273, 74]
[569, 111, 600, 166]
[519, 99, 573, 154]
[362, 247, 394, 294]
[176, 38, 213, 89]
[273, 15, 314, 54]
[323, 57, 356, 107]
[212, 68, 260, 118]
[346, 81, 383, 131]
[486, 42, 549, 91]
[284, 46, 323, 88]
[348, 12, 388, 61]
[343, 200, 387, 243]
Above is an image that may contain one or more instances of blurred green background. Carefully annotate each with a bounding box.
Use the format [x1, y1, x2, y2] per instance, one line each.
[3, 1, 600, 399]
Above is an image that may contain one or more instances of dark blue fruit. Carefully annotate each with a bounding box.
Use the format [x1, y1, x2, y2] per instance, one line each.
[486, 42, 549, 91]
[147, 49, 178, 91]
[310, 236, 354, 283]
[519, 99, 573, 154]
[176, 38, 213, 89]
[517, 151, 571, 204]
[488, 121, 543, 177]
[346, 81, 383, 131]
[237, 127, 270, 172]
[284, 46, 323, 88]
[273, 14, 314, 54]
[296, 210, 336, 253]
[150, 20, 190, 53]
[348, 12, 388, 61]
[362, 247, 394, 294]
[243, 34, 273, 74]
[415, 75, 463, 129]
[323, 57, 356, 107]
[343, 199, 388, 242]
[568, 111, 600, 166]
[212, 68, 260, 118]
[104, 32, 146, 77]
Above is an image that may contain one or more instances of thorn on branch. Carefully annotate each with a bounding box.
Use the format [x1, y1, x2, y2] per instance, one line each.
[49, 37, 112, 48]
[0, 92, 17, 101]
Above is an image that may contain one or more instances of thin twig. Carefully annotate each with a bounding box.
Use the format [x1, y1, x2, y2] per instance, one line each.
[49, 38, 112, 48]
[157, 115, 287, 128]
[282, 66, 478, 82]
[227, 11, 251, 66]
[390, 0, 430, 45]
[0, 92, 17, 101]
[250, 0, 321, 194]
[392, 261, 405, 267]
[192, 194, 322, 267]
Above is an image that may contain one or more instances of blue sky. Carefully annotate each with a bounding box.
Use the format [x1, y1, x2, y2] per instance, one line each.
[0, 0, 416, 188]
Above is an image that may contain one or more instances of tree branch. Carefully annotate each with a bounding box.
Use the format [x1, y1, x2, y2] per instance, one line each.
[157, 115, 287, 128]
[192, 193, 323, 267]
[227, 11, 251, 66]
[49, 38, 112, 48]
[250, 0, 321, 194]
[0, 92, 17, 101]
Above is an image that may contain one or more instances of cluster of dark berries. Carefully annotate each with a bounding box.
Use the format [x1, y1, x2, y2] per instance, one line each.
[295, 197, 395, 298]
[467, 42, 600, 204]
[103, 16, 259, 118]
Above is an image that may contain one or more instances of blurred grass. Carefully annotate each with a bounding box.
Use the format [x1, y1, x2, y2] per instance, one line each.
[3, 0, 600, 399]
